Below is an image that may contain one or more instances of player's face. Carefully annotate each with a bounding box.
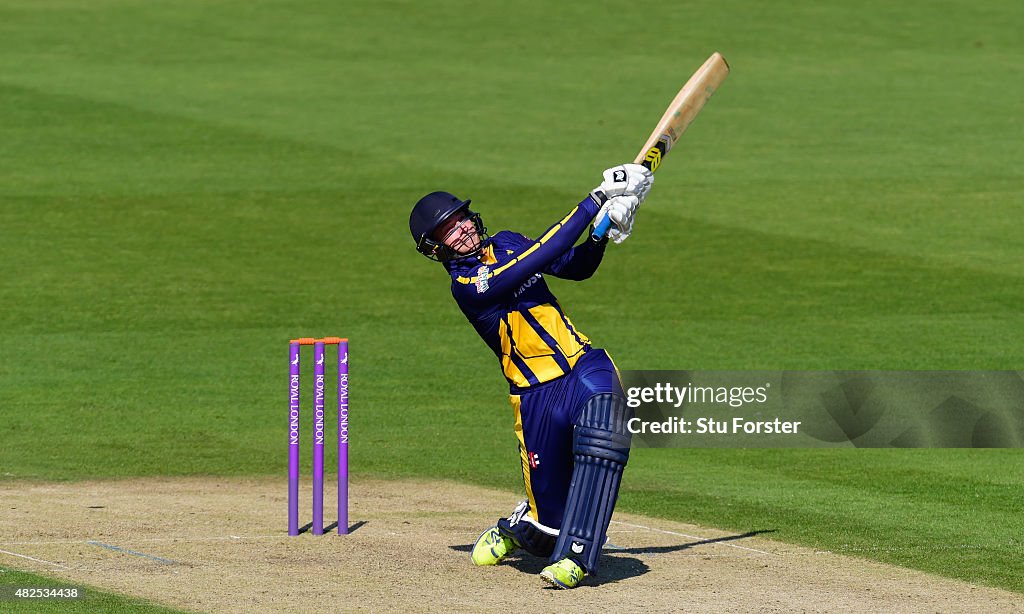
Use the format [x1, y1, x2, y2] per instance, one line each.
[436, 213, 480, 254]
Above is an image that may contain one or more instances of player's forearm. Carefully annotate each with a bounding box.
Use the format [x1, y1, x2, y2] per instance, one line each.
[546, 235, 608, 281]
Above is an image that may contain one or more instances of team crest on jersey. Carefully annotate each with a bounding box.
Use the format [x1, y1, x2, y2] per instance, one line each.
[475, 265, 491, 293]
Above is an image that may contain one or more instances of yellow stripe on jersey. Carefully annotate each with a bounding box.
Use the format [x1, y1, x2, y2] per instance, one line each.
[499, 315, 563, 386]
[498, 318, 531, 388]
[511, 395, 539, 522]
[497, 304, 594, 386]
[527, 304, 589, 368]
[455, 207, 580, 285]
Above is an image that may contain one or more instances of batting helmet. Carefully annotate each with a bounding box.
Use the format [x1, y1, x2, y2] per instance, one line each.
[409, 191, 487, 262]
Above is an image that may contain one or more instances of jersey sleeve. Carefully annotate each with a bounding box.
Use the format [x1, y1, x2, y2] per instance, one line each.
[451, 195, 600, 304]
[543, 235, 607, 281]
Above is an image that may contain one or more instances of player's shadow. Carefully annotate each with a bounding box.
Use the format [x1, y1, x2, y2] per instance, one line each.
[449, 529, 773, 585]
[297, 520, 367, 535]
[607, 529, 776, 555]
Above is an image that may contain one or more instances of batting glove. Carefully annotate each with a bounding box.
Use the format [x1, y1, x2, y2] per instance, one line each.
[593, 194, 640, 244]
[594, 163, 654, 203]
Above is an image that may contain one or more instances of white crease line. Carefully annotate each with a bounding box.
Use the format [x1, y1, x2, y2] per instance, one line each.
[0, 548, 70, 569]
[610, 520, 774, 556]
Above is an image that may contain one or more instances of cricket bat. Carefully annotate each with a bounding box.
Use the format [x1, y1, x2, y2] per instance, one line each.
[592, 52, 730, 240]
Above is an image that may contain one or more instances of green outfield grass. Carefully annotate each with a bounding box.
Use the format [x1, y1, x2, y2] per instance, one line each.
[1, 0, 1022, 602]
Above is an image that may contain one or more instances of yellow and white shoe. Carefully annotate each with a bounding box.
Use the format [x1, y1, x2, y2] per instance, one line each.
[540, 557, 585, 589]
[470, 526, 519, 566]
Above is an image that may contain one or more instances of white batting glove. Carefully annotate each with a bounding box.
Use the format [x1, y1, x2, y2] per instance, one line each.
[594, 163, 654, 203]
[593, 194, 640, 244]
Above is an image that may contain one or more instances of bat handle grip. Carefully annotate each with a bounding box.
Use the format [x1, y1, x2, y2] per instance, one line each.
[591, 215, 613, 241]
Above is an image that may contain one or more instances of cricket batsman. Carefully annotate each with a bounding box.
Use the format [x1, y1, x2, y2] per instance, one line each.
[409, 164, 653, 589]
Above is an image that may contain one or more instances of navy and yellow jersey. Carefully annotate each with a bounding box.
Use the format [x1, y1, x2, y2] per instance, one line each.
[445, 195, 606, 391]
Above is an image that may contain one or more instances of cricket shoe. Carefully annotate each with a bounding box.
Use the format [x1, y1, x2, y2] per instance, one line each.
[540, 557, 585, 589]
[470, 526, 519, 566]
